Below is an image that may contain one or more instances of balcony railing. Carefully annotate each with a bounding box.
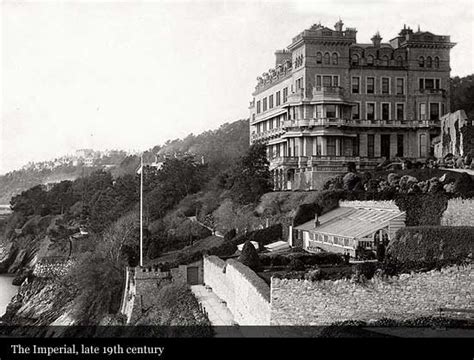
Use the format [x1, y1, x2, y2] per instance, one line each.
[250, 128, 285, 141]
[270, 155, 383, 169]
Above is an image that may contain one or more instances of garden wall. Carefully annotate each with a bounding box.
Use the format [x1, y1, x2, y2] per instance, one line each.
[203, 255, 271, 325]
[441, 198, 474, 226]
[270, 264, 473, 325]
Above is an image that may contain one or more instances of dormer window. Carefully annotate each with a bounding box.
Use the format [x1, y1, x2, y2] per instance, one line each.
[367, 55, 374, 66]
[396, 56, 403, 66]
[419, 56, 425, 67]
[351, 54, 359, 66]
[381, 55, 389, 66]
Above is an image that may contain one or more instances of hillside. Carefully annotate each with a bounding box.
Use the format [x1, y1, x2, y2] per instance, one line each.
[0, 119, 249, 204]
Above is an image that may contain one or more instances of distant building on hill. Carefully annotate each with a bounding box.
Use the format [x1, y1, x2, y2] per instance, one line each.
[249, 20, 456, 190]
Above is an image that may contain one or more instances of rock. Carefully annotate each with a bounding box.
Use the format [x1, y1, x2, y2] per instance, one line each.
[8, 249, 28, 273]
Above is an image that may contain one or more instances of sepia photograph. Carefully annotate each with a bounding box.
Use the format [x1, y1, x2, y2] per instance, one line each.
[0, 0, 473, 358]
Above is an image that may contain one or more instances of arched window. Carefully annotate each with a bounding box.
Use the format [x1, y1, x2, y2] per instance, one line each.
[396, 56, 403, 66]
[324, 52, 330, 65]
[351, 54, 359, 66]
[316, 52, 322, 64]
[434, 56, 440, 68]
[381, 55, 389, 66]
[419, 56, 425, 67]
[367, 55, 374, 66]
[426, 56, 432, 68]
[332, 52, 338, 65]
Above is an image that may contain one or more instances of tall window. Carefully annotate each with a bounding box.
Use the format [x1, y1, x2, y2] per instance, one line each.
[276, 91, 281, 106]
[283, 87, 288, 103]
[396, 56, 403, 66]
[396, 78, 405, 95]
[430, 103, 439, 120]
[316, 52, 322, 64]
[263, 97, 267, 112]
[269, 95, 274, 109]
[257, 100, 261, 114]
[315, 104, 323, 118]
[419, 103, 426, 120]
[333, 76, 339, 87]
[396, 103, 405, 121]
[426, 56, 432, 68]
[352, 77, 360, 93]
[352, 103, 360, 120]
[367, 103, 375, 121]
[332, 53, 338, 65]
[326, 105, 336, 118]
[353, 135, 359, 156]
[367, 55, 374, 66]
[419, 56, 425, 67]
[381, 103, 390, 121]
[351, 54, 359, 65]
[434, 57, 440, 68]
[366, 77, 375, 94]
[420, 134, 427, 157]
[316, 75, 322, 87]
[381, 77, 390, 94]
[368, 134, 375, 158]
[381, 55, 389, 66]
[324, 52, 330, 65]
[296, 78, 303, 90]
[327, 138, 336, 156]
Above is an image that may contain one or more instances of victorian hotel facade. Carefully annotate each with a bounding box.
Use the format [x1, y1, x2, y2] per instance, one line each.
[249, 21, 455, 190]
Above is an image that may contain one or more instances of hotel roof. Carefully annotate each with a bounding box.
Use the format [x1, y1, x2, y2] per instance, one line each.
[295, 201, 405, 239]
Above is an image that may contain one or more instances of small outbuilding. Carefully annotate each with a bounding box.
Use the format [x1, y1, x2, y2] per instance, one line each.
[294, 201, 406, 257]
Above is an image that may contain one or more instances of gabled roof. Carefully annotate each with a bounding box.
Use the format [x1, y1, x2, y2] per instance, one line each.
[295, 201, 405, 239]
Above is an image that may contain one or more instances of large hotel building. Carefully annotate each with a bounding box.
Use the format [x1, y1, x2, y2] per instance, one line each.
[249, 20, 455, 190]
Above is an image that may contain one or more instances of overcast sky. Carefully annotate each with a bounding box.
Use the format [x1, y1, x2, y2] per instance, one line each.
[1, 0, 473, 174]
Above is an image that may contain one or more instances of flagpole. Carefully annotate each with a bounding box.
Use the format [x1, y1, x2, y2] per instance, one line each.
[140, 154, 143, 267]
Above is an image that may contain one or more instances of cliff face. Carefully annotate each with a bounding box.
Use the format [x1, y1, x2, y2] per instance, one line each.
[0, 214, 79, 328]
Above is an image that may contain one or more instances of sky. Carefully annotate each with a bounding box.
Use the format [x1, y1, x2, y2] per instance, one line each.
[1, 0, 473, 174]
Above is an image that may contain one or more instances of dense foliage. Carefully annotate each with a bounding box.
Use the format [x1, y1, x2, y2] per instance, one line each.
[238, 241, 261, 272]
[387, 226, 474, 266]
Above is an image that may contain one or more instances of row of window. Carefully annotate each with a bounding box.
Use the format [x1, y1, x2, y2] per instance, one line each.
[352, 101, 443, 121]
[308, 234, 353, 247]
[352, 76, 405, 95]
[315, 52, 339, 65]
[351, 54, 404, 66]
[419, 56, 440, 68]
[256, 88, 289, 114]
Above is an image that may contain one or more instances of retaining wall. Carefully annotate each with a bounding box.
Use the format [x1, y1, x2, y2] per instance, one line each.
[203, 255, 271, 325]
[270, 264, 473, 325]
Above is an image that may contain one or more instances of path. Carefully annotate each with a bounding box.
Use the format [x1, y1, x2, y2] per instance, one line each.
[190, 285, 243, 337]
[439, 167, 474, 176]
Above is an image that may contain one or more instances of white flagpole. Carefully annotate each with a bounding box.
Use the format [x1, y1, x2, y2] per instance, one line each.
[140, 154, 143, 267]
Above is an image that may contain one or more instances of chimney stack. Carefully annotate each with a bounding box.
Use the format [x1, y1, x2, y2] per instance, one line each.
[371, 31, 382, 47]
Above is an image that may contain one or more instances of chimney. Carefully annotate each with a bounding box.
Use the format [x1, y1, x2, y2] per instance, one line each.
[314, 213, 320, 228]
[334, 18, 344, 32]
[371, 31, 382, 47]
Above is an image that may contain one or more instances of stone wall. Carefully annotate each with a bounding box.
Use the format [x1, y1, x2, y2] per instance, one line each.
[33, 259, 74, 278]
[203, 255, 271, 325]
[271, 264, 473, 325]
[441, 198, 474, 226]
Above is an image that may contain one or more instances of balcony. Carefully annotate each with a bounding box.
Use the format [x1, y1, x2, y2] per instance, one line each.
[287, 88, 306, 103]
[250, 128, 285, 142]
[312, 86, 347, 102]
[416, 88, 447, 97]
[270, 156, 299, 168]
[283, 118, 347, 129]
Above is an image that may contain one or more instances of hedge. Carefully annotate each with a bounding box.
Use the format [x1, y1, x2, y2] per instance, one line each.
[387, 226, 474, 267]
[260, 252, 344, 267]
[394, 193, 449, 226]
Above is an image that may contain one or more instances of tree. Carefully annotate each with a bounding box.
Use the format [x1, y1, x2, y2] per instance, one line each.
[238, 241, 261, 272]
[228, 142, 272, 205]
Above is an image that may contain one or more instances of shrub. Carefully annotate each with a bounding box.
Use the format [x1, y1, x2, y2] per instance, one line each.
[453, 172, 474, 198]
[387, 226, 474, 270]
[224, 228, 236, 241]
[238, 241, 261, 272]
[288, 258, 305, 271]
[293, 190, 344, 227]
[353, 262, 377, 279]
[395, 193, 448, 226]
[343, 172, 361, 191]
